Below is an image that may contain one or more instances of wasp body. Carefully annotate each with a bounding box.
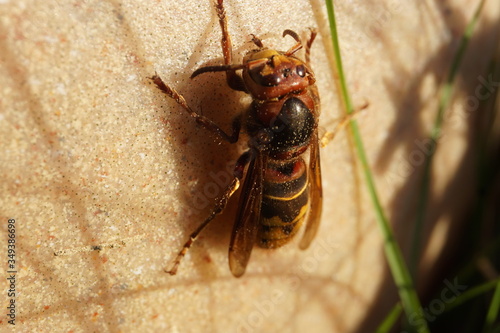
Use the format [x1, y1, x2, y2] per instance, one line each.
[152, 0, 322, 277]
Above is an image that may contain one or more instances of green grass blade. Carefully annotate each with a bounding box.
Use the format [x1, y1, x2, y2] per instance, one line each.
[484, 280, 500, 333]
[445, 278, 500, 312]
[324, 1, 429, 332]
[410, 0, 488, 281]
[375, 303, 403, 333]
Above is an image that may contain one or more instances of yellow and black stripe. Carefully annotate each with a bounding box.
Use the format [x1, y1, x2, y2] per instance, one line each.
[258, 158, 309, 248]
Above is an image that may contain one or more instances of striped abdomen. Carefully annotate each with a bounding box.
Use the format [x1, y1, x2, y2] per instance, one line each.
[258, 158, 309, 248]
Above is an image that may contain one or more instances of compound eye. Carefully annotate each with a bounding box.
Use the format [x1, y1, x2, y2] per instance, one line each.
[296, 65, 306, 77]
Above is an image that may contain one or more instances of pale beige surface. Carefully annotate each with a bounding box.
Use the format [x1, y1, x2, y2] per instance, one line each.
[0, 0, 499, 332]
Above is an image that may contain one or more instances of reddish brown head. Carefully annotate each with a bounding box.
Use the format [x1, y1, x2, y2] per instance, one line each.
[242, 49, 315, 100]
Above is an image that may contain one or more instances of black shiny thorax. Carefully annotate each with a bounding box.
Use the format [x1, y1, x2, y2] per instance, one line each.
[245, 91, 317, 159]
